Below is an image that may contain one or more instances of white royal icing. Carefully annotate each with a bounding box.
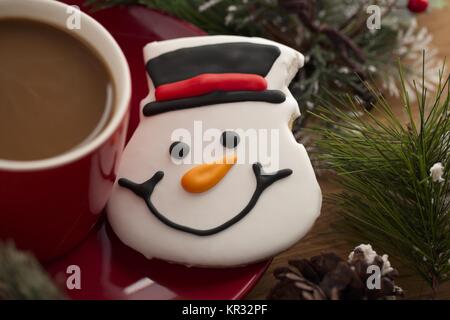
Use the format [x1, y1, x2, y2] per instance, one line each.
[107, 36, 321, 267]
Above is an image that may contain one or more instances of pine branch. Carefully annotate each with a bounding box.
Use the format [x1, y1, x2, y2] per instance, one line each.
[0, 241, 64, 300]
[281, 0, 366, 63]
[312, 58, 450, 293]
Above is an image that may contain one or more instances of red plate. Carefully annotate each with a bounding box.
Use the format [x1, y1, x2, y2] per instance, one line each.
[46, 1, 270, 300]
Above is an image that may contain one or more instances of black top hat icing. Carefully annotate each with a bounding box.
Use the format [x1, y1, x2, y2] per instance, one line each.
[143, 42, 287, 117]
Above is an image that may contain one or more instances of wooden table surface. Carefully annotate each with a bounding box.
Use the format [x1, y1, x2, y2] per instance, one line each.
[247, 5, 450, 300]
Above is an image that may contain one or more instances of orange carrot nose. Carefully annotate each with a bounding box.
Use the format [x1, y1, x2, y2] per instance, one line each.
[181, 154, 237, 193]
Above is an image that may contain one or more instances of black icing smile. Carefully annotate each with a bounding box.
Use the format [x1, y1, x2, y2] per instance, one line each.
[118, 163, 292, 236]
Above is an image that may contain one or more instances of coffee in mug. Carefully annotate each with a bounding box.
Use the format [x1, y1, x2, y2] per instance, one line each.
[0, 18, 114, 161]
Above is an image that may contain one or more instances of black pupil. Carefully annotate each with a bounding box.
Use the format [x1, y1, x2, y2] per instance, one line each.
[221, 131, 240, 148]
[170, 141, 189, 159]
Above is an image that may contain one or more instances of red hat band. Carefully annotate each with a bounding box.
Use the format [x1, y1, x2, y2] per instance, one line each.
[155, 73, 268, 102]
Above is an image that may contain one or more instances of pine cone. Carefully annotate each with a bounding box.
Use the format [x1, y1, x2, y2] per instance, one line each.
[267, 245, 403, 300]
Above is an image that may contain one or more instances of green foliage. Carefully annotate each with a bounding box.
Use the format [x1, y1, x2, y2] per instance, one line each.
[313, 61, 450, 292]
[0, 242, 63, 299]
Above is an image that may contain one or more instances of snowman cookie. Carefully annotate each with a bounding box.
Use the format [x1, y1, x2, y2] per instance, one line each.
[107, 36, 322, 267]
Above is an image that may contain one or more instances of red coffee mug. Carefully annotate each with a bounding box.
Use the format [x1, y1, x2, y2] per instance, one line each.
[0, 0, 131, 262]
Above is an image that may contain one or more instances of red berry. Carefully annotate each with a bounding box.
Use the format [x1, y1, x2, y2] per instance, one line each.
[408, 0, 429, 13]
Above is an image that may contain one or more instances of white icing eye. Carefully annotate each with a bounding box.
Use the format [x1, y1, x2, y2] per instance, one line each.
[169, 141, 190, 159]
[221, 131, 240, 149]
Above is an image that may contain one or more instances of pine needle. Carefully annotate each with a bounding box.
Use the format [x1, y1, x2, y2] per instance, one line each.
[0, 241, 64, 300]
[312, 57, 450, 293]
